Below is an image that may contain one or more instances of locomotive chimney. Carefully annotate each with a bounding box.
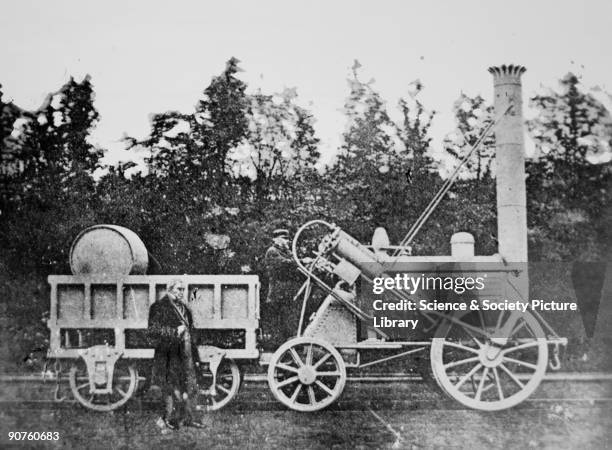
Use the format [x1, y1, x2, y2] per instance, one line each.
[489, 65, 528, 262]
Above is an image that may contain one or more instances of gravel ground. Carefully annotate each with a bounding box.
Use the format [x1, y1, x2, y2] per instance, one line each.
[0, 381, 611, 449]
[0, 403, 611, 449]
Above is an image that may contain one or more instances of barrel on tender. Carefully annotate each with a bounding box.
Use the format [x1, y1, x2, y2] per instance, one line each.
[69, 225, 149, 276]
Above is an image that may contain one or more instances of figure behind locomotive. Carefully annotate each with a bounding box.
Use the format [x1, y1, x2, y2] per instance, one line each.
[262, 229, 302, 348]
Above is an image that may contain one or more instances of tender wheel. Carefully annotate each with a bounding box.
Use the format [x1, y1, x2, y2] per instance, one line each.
[195, 359, 241, 412]
[431, 309, 548, 411]
[69, 360, 138, 412]
[267, 337, 346, 412]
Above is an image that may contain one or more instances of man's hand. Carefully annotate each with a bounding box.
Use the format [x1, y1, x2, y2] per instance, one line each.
[177, 325, 187, 336]
[301, 257, 314, 265]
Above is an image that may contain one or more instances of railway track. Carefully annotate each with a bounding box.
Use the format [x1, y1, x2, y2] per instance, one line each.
[2, 373, 611, 411]
[2, 371, 612, 383]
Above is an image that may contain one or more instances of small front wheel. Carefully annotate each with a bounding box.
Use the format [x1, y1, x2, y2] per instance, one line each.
[267, 337, 346, 412]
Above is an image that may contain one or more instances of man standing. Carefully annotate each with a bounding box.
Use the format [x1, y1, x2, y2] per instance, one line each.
[263, 229, 299, 347]
[148, 278, 203, 431]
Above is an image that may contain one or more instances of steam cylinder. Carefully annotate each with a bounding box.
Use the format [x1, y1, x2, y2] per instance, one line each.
[333, 230, 385, 279]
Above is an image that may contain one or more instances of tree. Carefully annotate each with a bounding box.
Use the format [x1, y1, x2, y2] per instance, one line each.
[129, 58, 250, 206]
[0, 76, 104, 273]
[0, 84, 23, 154]
[290, 103, 321, 180]
[396, 80, 437, 180]
[34, 76, 101, 177]
[526, 73, 612, 261]
[528, 73, 612, 164]
[327, 64, 397, 231]
[443, 93, 496, 182]
[228, 88, 320, 204]
[328, 64, 444, 249]
[1, 84, 26, 204]
[6, 76, 104, 202]
[196, 57, 249, 193]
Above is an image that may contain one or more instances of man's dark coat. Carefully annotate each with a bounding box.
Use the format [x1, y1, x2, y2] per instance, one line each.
[264, 244, 297, 304]
[147, 295, 197, 393]
[263, 244, 301, 346]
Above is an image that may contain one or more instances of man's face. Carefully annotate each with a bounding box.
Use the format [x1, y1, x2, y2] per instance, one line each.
[170, 283, 185, 301]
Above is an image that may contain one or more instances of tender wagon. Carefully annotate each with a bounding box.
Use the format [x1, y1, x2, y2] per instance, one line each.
[47, 273, 259, 411]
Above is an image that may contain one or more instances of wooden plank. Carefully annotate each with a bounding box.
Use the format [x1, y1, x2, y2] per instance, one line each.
[49, 274, 260, 284]
[213, 283, 222, 319]
[83, 282, 91, 320]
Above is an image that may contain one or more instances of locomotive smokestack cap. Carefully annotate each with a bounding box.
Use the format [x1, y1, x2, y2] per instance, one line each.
[488, 64, 526, 81]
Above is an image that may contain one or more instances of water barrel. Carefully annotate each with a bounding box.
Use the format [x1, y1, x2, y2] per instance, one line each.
[70, 225, 149, 275]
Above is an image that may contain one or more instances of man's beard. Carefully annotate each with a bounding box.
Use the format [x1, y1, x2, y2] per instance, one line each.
[168, 292, 182, 302]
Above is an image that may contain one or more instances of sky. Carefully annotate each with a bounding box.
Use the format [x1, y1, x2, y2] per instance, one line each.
[1, 0, 611, 168]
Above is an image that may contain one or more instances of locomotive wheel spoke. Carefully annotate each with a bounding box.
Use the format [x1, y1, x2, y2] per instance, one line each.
[315, 371, 341, 377]
[456, 320, 484, 348]
[466, 332, 484, 348]
[290, 385, 301, 403]
[510, 320, 527, 337]
[454, 363, 483, 390]
[493, 367, 504, 400]
[442, 341, 480, 354]
[308, 386, 316, 404]
[444, 356, 479, 369]
[502, 356, 537, 370]
[277, 376, 299, 388]
[76, 382, 89, 391]
[502, 341, 539, 355]
[315, 380, 335, 396]
[312, 353, 331, 369]
[276, 363, 299, 373]
[306, 344, 313, 366]
[217, 384, 231, 395]
[475, 367, 489, 401]
[116, 387, 127, 397]
[499, 363, 525, 388]
[290, 348, 304, 367]
[495, 310, 505, 333]
[476, 310, 488, 341]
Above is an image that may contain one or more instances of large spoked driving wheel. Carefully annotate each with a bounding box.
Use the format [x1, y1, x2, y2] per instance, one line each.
[69, 360, 138, 412]
[431, 309, 547, 411]
[268, 337, 346, 412]
[195, 359, 241, 412]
